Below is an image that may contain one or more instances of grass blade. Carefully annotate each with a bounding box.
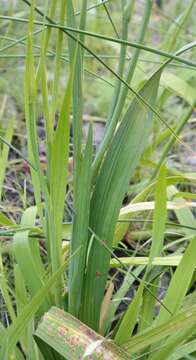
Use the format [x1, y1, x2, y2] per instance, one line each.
[13, 207, 51, 315]
[69, 125, 93, 317]
[81, 68, 162, 330]
[0, 119, 13, 200]
[115, 279, 145, 345]
[139, 165, 167, 331]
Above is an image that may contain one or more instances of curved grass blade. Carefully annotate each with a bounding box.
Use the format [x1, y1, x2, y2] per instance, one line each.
[13, 207, 51, 316]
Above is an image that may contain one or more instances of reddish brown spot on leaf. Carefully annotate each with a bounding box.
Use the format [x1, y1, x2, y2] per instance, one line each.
[58, 326, 67, 337]
[96, 271, 101, 278]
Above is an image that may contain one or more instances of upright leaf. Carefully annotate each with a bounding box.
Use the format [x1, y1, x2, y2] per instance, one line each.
[0, 119, 13, 200]
[139, 165, 167, 331]
[81, 68, 162, 330]
[69, 125, 92, 317]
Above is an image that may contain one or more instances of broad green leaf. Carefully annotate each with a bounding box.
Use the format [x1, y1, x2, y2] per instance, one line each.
[34, 307, 131, 360]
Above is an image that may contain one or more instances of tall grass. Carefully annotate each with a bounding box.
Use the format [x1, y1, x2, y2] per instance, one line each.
[0, 0, 196, 359]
